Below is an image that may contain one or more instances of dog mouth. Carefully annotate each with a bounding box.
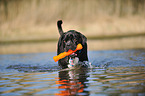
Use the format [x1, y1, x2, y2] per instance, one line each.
[69, 52, 77, 58]
[66, 47, 76, 52]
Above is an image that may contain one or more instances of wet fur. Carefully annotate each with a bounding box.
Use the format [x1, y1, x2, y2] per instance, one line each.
[57, 20, 88, 69]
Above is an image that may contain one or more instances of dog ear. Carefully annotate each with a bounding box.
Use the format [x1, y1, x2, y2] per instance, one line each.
[80, 33, 87, 45]
[58, 34, 66, 49]
[57, 20, 64, 36]
[57, 35, 65, 54]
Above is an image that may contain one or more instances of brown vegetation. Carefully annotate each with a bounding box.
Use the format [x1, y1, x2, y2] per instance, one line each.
[0, 0, 145, 54]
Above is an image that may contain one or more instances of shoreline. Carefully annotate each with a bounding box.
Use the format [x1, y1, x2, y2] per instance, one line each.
[1, 32, 145, 45]
[0, 35, 145, 54]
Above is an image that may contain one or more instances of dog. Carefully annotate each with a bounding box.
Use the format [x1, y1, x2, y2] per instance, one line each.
[57, 20, 88, 69]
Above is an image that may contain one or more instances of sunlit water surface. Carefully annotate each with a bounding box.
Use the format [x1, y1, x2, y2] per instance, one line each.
[0, 49, 145, 96]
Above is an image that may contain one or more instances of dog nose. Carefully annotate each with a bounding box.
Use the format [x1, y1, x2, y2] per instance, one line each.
[66, 41, 71, 46]
[66, 43, 70, 46]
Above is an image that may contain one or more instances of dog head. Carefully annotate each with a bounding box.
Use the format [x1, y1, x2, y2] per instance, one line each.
[62, 30, 86, 51]
[58, 30, 87, 58]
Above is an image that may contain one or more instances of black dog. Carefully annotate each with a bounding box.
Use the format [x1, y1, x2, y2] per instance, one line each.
[57, 20, 88, 69]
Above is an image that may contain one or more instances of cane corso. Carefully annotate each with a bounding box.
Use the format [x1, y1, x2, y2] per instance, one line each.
[57, 20, 88, 69]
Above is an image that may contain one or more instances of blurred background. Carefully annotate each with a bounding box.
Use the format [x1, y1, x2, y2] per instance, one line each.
[0, 0, 145, 54]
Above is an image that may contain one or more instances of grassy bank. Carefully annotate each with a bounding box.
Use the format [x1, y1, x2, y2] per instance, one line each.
[0, 16, 145, 43]
[0, 0, 145, 54]
[1, 16, 145, 54]
[0, 36, 145, 54]
[1, 0, 145, 43]
[0, 31, 145, 45]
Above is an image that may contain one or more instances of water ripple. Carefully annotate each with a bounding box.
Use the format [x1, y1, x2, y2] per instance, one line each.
[0, 49, 145, 95]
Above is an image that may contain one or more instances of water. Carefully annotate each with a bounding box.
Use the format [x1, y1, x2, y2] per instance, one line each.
[0, 49, 145, 96]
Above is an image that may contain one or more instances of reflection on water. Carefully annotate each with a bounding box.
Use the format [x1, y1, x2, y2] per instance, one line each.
[0, 72, 59, 95]
[0, 49, 145, 95]
[56, 68, 89, 95]
[0, 68, 145, 95]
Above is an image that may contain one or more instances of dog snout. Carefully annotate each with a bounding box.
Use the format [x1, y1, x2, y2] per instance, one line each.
[66, 41, 71, 46]
[65, 40, 77, 51]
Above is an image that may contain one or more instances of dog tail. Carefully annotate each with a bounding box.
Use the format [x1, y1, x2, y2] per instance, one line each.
[57, 20, 64, 35]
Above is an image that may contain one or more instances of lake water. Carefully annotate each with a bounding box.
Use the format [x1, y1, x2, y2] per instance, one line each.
[0, 49, 145, 96]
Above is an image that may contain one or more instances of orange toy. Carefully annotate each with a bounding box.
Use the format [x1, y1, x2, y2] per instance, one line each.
[53, 44, 83, 62]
